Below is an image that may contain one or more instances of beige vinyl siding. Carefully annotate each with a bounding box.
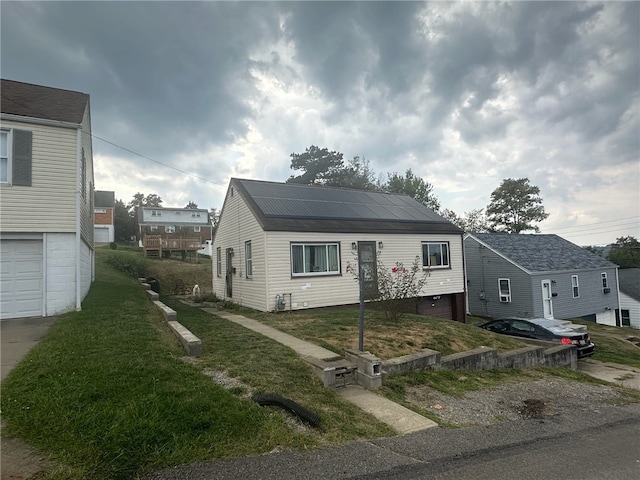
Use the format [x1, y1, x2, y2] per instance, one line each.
[0, 119, 77, 232]
[212, 188, 267, 310]
[265, 232, 465, 311]
[78, 106, 94, 245]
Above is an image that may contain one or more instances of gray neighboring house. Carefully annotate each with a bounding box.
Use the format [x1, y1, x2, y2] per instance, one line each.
[464, 233, 620, 325]
[213, 178, 466, 321]
[618, 269, 640, 329]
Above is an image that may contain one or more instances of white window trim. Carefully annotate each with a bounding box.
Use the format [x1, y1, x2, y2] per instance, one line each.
[216, 247, 222, 278]
[245, 241, 253, 278]
[571, 275, 580, 298]
[150, 225, 158, 231]
[165, 225, 175, 234]
[422, 241, 450, 269]
[291, 242, 341, 276]
[194, 226, 201, 233]
[498, 278, 511, 303]
[1, 129, 12, 185]
[601, 272, 608, 291]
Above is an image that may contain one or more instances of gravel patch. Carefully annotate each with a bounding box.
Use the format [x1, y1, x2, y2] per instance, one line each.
[405, 378, 628, 426]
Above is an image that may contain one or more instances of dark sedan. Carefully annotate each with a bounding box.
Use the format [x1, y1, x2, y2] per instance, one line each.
[478, 317, 595, 358]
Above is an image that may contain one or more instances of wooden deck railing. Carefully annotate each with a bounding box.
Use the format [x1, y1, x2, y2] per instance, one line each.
[143, 235, 203, 256]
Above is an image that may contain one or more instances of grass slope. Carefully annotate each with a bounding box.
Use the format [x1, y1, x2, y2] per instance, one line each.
[0, 255, 391, 480]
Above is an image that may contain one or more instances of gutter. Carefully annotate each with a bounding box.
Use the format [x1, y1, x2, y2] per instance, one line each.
[1, 113, 81, 130]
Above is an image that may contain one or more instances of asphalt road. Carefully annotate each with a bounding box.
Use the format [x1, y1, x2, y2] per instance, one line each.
[144, 403, 640, 480]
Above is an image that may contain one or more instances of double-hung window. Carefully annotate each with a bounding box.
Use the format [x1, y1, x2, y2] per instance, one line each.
[498, 278, 511, 302]
[194, 226, 201, 233]
[422, 242, 450, 269]
[165, 225, 175, 234]
[245, 241, 253, 278]
[216, 247, 222, 277]
[1, 129, 11, 184]
[601, 272, 609, 293]
[291, 243, 340, 276]
[571, 275, 580, 298]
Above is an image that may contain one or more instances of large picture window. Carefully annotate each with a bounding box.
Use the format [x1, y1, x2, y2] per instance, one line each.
[422, 242, 450, 269]
[291, 243, 340, 276]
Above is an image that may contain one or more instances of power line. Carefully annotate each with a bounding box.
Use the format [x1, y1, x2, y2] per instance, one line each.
[88, 131, 227, 187]
[549, 216, 639, 232]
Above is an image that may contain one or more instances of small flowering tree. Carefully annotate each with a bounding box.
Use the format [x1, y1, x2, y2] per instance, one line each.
[348, 255, 429, 322]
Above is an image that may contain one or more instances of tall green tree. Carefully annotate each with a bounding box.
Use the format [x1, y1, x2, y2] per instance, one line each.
[334, 156, 381, 190]
[442, 208, 490, 232]
[386, 169, 440, 212]
[185, 201, 198, 209]
[485, 178, 548, 233]
[127, 192, 163, 214]
[286, 145, 345, 185]
[113, 199, 135, 242]
[607, 236, 640, 268]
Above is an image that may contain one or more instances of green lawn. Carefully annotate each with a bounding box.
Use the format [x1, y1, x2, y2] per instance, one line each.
[3, 247, 639, 479]
[0, 253, 392, 480]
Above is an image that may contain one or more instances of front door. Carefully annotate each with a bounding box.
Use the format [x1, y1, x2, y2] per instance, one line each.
[357, 241, 378, 300]
[541, 280, 553, 319]
[225, 248, 233, 298]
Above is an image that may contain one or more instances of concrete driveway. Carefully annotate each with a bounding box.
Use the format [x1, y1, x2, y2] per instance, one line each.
[578, 358, 640, 390]
[1, 316, 57, 381]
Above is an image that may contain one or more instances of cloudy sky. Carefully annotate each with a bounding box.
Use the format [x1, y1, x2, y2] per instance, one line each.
[2, 1, 638, 245]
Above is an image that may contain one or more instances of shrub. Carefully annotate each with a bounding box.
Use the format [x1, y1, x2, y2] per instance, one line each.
[105, 254, 148, 279]
[109, 242, 118, 250]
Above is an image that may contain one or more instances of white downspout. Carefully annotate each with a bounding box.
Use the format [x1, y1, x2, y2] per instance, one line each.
[42, 233, 47, 316]
[76, 129, 82, 311]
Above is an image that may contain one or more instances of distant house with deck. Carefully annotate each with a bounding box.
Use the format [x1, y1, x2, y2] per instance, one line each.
[212, 178, 466, 321]
[1, 79, 94, 319]
[464, 233, 620, 325]
[138, 206, 212, 258]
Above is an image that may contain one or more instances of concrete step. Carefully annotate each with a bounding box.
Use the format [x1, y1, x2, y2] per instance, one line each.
[337, 385, 438, 435]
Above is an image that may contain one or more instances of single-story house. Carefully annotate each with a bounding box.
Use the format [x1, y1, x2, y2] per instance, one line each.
[464, 233, 620, 325]
[1, 79, 94, 319]
[212, 178, 466, 321]
[617, 268, 640, 329]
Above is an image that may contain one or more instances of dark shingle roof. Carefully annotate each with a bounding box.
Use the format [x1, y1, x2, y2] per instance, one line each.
[618, 268, 640, 302]
[232, 178, 462, 234]
[94, 191, 115, 208]
[471, 233, 618, 273]
[1, 79, 89, 124]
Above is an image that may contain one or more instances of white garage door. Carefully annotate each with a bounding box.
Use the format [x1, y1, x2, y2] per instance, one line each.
[0, 240, 43, 319]
[94, 227, 110, 243]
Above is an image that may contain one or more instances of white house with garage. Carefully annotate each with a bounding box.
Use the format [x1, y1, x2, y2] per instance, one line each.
[0, 79, 95, 320]
[212, 178, 466, 321]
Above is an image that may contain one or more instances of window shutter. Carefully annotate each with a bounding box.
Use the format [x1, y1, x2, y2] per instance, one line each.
[13, 129, 32, 186]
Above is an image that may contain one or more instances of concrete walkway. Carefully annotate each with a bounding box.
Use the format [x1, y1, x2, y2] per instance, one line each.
[207, 309, 439, 434]
[1, 316, 58, 480]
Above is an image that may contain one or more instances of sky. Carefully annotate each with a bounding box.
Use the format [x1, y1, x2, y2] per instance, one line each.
[1, 1, 638, 245]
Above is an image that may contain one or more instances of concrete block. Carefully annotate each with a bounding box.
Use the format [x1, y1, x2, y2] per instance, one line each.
[544, 345, 577, 370]
[153, 301, 177, 321]
[168, 321, 202, 356]
[498, 346, 545, 369]
[437, 346, 498, 371]
[381, 348, 441, 376]
[303, 355, 357, 388]
[146, 289, 159, 301]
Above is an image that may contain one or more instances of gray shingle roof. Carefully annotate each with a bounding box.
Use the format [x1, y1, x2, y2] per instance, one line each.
[1, 79, 89, 124]
[232, 178, 462, 234]
[472, 233, 618, 272]
[618, 268, 640, 302]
